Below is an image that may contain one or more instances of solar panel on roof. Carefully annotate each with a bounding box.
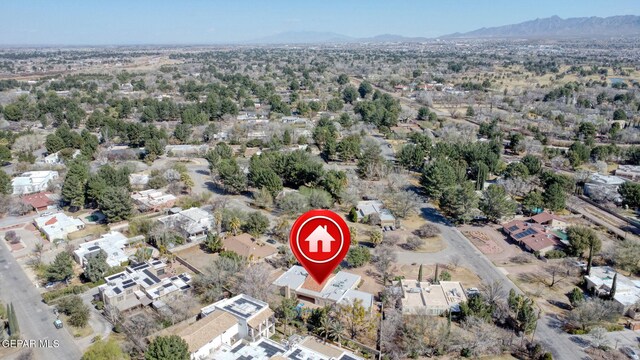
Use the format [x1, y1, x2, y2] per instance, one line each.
[163, 283, 172, 288]
[231, 343, 246, 353]
[259, 342, 283, 357]
[143, 278, 154, 286]
[87, 246, 101, 251]
[123, 282, 136, 289]
[143, 269, 161, 283]
[180, 285, 190, 290]
[508, 225, 519, 231]
[113, 287, 122, 294]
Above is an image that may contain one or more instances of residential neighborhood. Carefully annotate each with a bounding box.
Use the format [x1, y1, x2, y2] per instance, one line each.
[1, 2, 640, 360]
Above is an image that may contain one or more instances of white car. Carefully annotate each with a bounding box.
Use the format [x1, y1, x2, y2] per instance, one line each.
[621, 347, 640, 360]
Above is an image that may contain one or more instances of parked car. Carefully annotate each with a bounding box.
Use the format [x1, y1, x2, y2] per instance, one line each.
[621, 346, 640, 360]
[44, 282, 57, 289]
[573, 261, 587, 268]
[266, 239, 277, 245]
[466, 288, 480, 296]
[40, 211, 53, 217]
[53, 319, 63, 329]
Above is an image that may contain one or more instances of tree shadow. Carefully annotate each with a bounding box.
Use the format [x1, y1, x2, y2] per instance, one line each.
[547, 299, 572, 311]
[420, 207, 450, 226]
[205, 181, 227, 195]
[196, 169, 210, 176]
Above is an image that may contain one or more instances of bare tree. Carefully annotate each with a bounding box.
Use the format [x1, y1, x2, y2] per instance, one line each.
[374, 245, 397, 285]
[236, 263, 274, 302]
[449, 254, 462, 269]
[384, 190, 420, 219]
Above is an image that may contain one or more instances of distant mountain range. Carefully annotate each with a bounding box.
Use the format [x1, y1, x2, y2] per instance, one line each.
[246, 31, 428, 44]
[442, 15, 640, 39]
[245, 15, 640, 44]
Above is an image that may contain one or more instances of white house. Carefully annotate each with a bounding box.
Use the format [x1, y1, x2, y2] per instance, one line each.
[34, 213, 85, 241]
[73, 231, 142, 268]
[304, 225, 335, 253]
[12, 171, 59, 195]
[157, 207, 214, 241]
[179, 311, 241, 360]
[394, 279, 468, 315]
[585, 266, 640, 316]
[200, 294, 275, 342]
[273, 265, 373, 309]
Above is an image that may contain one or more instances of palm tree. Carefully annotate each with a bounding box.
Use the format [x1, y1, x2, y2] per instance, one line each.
[328, 317, 344, 348]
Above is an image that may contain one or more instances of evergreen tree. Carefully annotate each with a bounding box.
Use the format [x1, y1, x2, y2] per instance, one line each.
[480, 184, 517, 222]
[609, 273, 617, 300]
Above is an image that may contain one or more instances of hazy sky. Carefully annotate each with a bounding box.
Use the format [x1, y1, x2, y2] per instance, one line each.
[1, 0, 639, 45]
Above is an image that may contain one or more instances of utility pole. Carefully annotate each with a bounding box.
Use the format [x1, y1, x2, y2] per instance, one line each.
[378, 301, 384, 360]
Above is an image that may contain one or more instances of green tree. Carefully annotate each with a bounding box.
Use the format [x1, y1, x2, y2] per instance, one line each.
[145, 335, 189, 360]
[504, 162, 530, 179]
[480, 184, 517, 223]
[203, 232, 223, 253]
[276, 297, 298, 336]
[337, 74, 349, 85]
[417, 107, 430, 120]
[439, 182, 478, 224]
[474, 162, 489, 190]
[522, 190, 545, 214]
[521, 154, 542, 175]
[0, 170, 12, 195]
[243, 212, 270, 237]
[322, 170, 347, 200]
[466, 105, 475, 117]
[348, 207, 358, 222]
[326, 98, 344, 112]
[397, 144, 426, 171]
[217, 158, 247, 194]
[619, 182, 640, 209]
[543, 183, 566, 212]
[45, 134, 66, 154]
[346, 246, 371, 268]
[84, 250, 109, 283]
[97, 187, 133, 223]
[248, 166, 283, 198]
[567, 226, 601, 274]
[81, 338, 127, 360]
[0, 145, 11, 164]
[46, 252, 74, 282]
[358, 81, 373, 99]
[568, 141, 591, 168]
[569, 287, 584, 307]
[507, 289, 537, 335]
[342, 86, 358, 104]
[613, 109, 627, 120]
[173, 124, 191, 143]
[421, 158, 465, 199]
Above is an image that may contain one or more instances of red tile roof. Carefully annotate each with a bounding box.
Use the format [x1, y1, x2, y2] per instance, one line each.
[502, 220, 562, 252]
[44, 217, 58, 226]
[21, 192, 54, 209]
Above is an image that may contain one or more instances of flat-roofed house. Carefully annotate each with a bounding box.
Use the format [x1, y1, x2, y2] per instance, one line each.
[12, 171, 59, 195]
[356, 200, 396, 227]
[73, 231, 143, 268]
[131, 189, 177, 212]
[34, 213, 85, 241]
[157, 207, 214, 241]
[395, 279, 468, 315]
[585, 266, 640, 316]
[273, 265, 374, 310]
[98, 260, 191, 311]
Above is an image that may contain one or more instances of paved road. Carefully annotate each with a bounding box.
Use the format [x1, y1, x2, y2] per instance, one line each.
[0, 240, 82, 360]
[391, 202, 586, 360]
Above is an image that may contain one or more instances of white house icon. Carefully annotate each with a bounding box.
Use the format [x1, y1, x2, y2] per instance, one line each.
[304, 225, 336, 253]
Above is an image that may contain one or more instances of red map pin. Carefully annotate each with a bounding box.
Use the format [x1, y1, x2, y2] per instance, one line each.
[289, 209, 351, 285]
